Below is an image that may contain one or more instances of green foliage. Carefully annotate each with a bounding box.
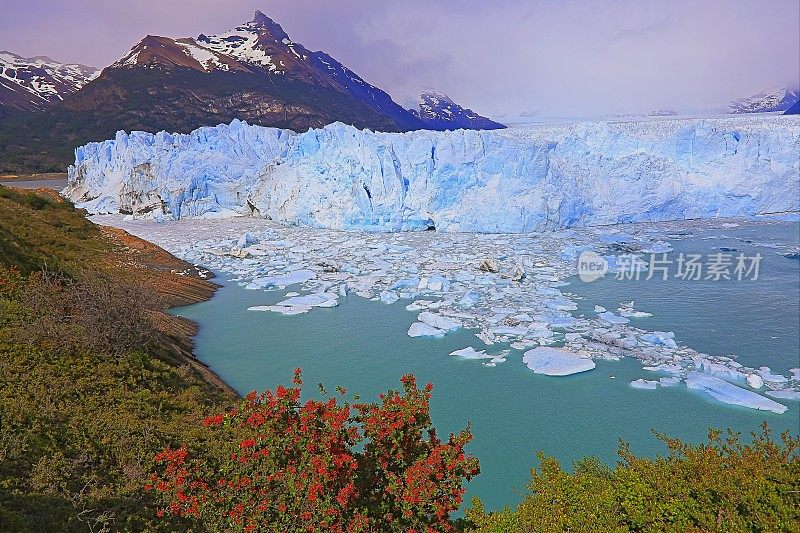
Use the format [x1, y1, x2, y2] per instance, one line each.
[468, 425, 800, 532]
[0, 185, 98, 275]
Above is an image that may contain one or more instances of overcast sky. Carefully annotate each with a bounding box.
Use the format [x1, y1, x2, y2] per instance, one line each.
[2, 0, 798, 117]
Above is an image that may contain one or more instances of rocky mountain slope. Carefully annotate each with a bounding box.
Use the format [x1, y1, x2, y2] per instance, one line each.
[4, 11, 499, 172]
[408, 91, 504, 130]
[729, 86, 799, 113]
[0, 51, 98, 113]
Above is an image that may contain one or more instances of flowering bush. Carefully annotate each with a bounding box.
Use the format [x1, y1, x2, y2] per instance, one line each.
[150, 370, 479, 532]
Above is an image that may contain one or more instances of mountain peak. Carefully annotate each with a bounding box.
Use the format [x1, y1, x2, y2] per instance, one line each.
[250, 10, 289, 40]
[410, 90, 505, 131]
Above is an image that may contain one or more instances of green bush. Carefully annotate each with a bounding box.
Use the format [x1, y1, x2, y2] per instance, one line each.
[467, 425, 800, 532]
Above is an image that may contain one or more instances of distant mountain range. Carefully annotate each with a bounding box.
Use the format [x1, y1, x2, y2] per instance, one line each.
[0, 11, 502, 173]
[408, 91, 504, 130]
[0, 51, 99, 113]
[729, 86, 799, 114]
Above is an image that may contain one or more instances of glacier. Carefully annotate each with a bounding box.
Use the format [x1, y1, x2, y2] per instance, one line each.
[65, 116, 800, 232]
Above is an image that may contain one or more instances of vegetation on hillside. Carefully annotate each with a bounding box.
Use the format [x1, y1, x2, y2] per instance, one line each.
[151, 372, 478, 532]
[467, 425, 800, 532]
[1, 186, 797, 531]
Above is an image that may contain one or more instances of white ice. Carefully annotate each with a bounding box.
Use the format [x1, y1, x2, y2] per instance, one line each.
[522, 347, 596, 376]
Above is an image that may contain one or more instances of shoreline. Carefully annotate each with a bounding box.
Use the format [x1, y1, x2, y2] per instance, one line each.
[98, 223, 239, 398]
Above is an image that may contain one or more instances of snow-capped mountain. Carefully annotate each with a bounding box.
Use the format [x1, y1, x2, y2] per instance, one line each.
[408, 91, 505, 130]
[785, 100, 800, 115]
[729, 86, 799, 114]
[0, 51, 98, 112]
[104, 10, 425, 131]
[1, 11, 507, 172]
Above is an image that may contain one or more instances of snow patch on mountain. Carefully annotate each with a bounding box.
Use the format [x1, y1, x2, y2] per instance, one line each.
[65, 115, 800, 232]
[730, 86, 800, 114]
[0, 51, 98, 110]
[409, 91, 505, 130]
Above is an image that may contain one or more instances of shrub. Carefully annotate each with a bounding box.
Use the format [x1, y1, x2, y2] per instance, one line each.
[150, 371, 480, 532]
[468, 424, 800, 532]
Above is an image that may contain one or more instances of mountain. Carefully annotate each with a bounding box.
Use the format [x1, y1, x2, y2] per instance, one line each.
[729, 86, 799, 114]
[2, 11, 458, 172]
[408, 91, 505, 130]
[785, 100, 800, 115]
[0, 51, 98, 113]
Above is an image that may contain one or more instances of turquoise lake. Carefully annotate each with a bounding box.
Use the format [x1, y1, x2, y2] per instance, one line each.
[172, 222, 800, 511]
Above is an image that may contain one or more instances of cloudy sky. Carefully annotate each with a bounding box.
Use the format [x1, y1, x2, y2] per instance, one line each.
[2, 0, 798, 117]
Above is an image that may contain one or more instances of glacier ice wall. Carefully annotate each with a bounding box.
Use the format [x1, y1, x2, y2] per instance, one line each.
[65, 116, 800, 232]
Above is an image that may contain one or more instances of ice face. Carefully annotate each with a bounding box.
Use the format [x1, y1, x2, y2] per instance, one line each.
[66, 116, 800, 232]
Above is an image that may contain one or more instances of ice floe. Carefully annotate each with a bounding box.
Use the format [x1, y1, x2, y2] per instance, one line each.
[91, 214, 799, 414]
[685, 372, 788, 414]
[522, 347, 596, 376]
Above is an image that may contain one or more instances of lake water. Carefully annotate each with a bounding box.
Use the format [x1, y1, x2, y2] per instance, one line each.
[0, 178, 68, 190]
[172, 221, 800, 511]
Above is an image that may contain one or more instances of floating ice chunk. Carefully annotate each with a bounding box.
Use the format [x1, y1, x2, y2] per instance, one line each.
[450, 347, 490, 359]
[684, 372, 787, 414]
[765, 390, 800, 401]
[639, 331, 677, 349]
[746, 374, 764, 389]
[791, 368, 800, 381]
[594, 305, 607, 313]
[418, 312, 461, 331]
[522, 347, 596, 376]
[640, 241, 673, 254]
[457, 291, 480, 308]
[659, 377, 681, 387]
[618, 304, 653, 318]
[643, 363, 682, 375]
[511, 340, 538, 350]
[254, 269, 316, 287]
[379, 291, 400, 304]
[248, 305, 312, 315]
[693, 359, 745, 382]
[476, 330, 495, 345]
[236, 232, 259, 248]
[390, 278, 420, 290]
[597, 312, 630, 325]
[408, 322, 446, 338]
[276, 293, 339, 308]
[547, 300, 578, 311]
[758, 367, 788, 384]
[339, 284, 348, 297]
[427, 275, 450, 292]
[491, 325, 528, 336]
[631, 379, 659, 390]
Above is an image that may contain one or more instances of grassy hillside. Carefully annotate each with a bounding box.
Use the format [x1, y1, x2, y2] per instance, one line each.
[0, 186, 234, 531]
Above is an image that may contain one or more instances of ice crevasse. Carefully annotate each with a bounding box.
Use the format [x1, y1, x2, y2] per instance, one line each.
[65, 116, 800, 232]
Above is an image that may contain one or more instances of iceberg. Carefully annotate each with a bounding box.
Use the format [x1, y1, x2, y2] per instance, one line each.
[275, 293, 338, 308]
[252, 269, 316, 287]
[631, 379, 659, 390]
[407, 322, 446, 338]
[66, 116, 800, 232]
[449, 347, 491, 360]
[684, 372, 788, 414]
[765, 390, 800, 401]
[418, 312, 462, 331]
[522, 347, 596, 376]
